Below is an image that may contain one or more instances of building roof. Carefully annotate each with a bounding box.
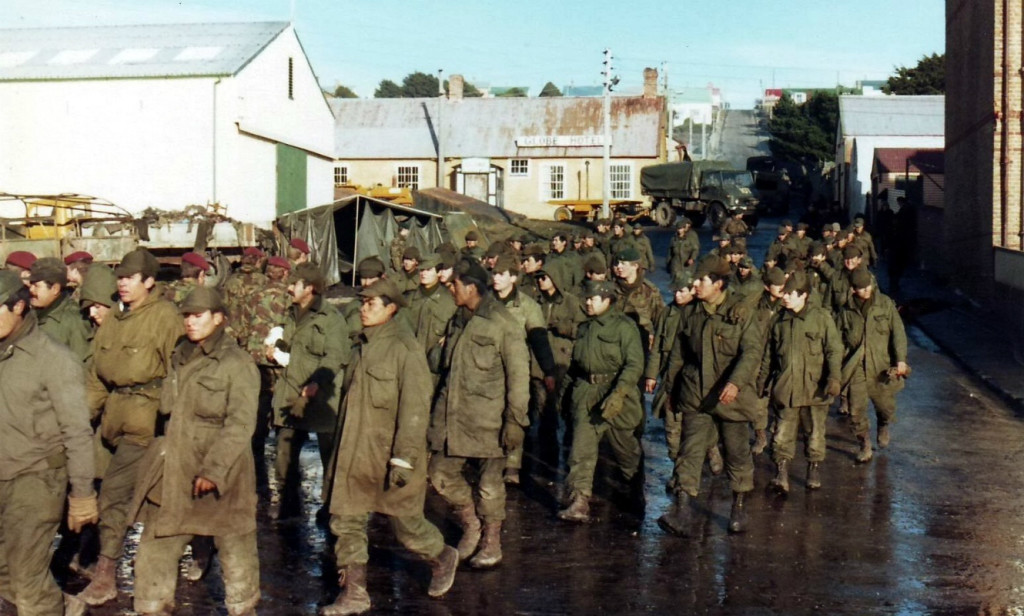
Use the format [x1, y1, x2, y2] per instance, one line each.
[873, 148, 945, 174]
[331, 96, 665, 159]
[0, 21, 289, 81]
[839, 95, 945, 137]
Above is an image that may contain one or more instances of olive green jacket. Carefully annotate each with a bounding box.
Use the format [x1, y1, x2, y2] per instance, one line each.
[88, 289, 184, 447]
[666, 289, 762, 422]
[499, 287, 555, 380]
[615, 273, 664, 355]
[760, 304, 843, 408]
[667, 230, 700, 277]
[537, 287, 585, 369]
[633, 233, 656, 271]
[133, 327, 259, 537]
[0, 314, 95, 497]
[647, 301, 693, 418]
[331, 317, 432, 517]
[547, 250, 583, 291]
[36, 290, 91, 362]
[565, 307, 644, 430]
[837, 292, 907, 388]
[272, 296, 352, 433]
[429, 295, 530, 458]
[407, 282, 457, 372]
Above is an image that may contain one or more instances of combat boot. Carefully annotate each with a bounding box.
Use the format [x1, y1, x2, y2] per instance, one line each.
[557, 493, 590, 523]
[707, 444, 724, 475]
[751, 429, 768, 455]
[855, 434, 873, 463]
[657, 491, 693, 537]
[427, 545, 458, 598]
[728, 491, 748, 534]
[77, 554, 118, 606]
[770, 459, 790, 494]
[469, 523, 503, 568]
[320, 564, 371, 616]
[454, 504, 481, 560]
[877, 424, 891, 449]
[806, 462, 822, 490]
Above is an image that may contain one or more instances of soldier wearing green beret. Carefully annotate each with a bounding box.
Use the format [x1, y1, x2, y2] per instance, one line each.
[0, 270, 96, 615]
[658, 256, 762, 536]
[558, 280, 645, 523]
[761, 272, 843, 494]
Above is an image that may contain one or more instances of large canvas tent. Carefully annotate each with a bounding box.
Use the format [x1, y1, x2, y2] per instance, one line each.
[277, 194, 444, 286]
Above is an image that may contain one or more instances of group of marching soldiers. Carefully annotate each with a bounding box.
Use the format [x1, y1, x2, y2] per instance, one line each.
[0, 209, 907, 615]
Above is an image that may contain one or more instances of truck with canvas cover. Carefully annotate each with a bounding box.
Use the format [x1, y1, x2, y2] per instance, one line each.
[746, 156, 791, 215]
[641, 160, 760, 229]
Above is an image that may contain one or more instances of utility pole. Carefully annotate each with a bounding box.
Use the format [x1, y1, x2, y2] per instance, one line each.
[437, 68, 444, 188]
[601, 48, 617, 219]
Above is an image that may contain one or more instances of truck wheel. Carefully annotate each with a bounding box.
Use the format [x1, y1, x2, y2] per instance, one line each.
[554, 206, 573, 222]
[653, 202, 676, 227]
[709, 202, 727, 230]
[688, 212, 707, 228]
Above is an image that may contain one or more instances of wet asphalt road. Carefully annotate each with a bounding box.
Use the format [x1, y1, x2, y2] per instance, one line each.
[51, 220, 1024, 616]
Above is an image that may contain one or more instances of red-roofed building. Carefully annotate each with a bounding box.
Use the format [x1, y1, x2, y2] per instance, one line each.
[871, 148, 945, 270]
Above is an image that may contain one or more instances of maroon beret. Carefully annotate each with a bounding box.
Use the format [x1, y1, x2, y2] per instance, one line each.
[5, 250, 37, 271]
[267, 256, 291, 270]
[181, 252, 211, 272]
[289, 238, 311, 254]
[63, 251, 94, 266]
[242, 247, 265, 258]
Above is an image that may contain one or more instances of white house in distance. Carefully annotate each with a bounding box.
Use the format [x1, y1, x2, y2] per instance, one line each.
[835, 94, 944, 217]
[0, 22, 334, 226]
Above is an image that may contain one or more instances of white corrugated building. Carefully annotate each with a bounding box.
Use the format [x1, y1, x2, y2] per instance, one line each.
[835, 95, 944, 216]
[0, 22, 334, 225]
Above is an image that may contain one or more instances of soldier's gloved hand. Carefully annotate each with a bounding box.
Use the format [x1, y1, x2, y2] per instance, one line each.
[388, 461, 413, 489]
[825, 378, 842, 397]
[290, 394, 309, 419]
[67, 493, 99, 533]
[501, 423, 525, 451]
[600, 389, 626, 421]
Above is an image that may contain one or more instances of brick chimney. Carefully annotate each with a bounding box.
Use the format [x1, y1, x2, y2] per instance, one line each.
[643, 68, 658, 99]
[449, 74, 464, 100]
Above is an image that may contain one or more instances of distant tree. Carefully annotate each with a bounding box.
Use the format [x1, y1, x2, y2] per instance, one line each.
[333, 84, 358, 98]
[767, 92, 835, 162]
[374, 79, 403, 98]
[463, 81, 483, 97]
[402, 71, 441, 97]
[497, 87, 528, 98]
[539, 82, 562, 97]
[883, 53, 945, 95]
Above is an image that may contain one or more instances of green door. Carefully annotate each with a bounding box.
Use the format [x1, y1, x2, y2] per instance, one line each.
[276, 143, 307, 216]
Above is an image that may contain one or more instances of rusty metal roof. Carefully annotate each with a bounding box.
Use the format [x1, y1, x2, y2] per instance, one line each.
[331, 96, 665, 160]
[873, 148, 945, 174]
[0, 22, 288, 81]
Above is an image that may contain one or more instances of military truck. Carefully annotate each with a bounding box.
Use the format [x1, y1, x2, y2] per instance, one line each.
[746, 156, 791, 215]
[641, 160, 760, 229]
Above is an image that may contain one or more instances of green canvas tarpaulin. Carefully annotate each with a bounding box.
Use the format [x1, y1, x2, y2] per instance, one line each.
[640, 160, 732, 200]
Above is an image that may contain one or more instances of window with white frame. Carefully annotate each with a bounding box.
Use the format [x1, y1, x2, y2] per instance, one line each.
[334, 165, 349, 186]
[510, 158, 529, 176]
[543, 164, 565, 200]
[610, 163, 632, 199]
[397, 165, 420, 190]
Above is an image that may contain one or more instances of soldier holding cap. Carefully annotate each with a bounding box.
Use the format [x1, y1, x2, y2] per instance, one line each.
[78, 249, 183, 607]
[557, 279, 645, 522]
[287, 238, 311, 267]
[658, 256, 762, 536]
[130, 287, 260, 616]
[164, 252, 210, 306]
[0, 270, 96, 615]
[427, 259, 529, 568]
[322, 279, 458, 614]
[837, 267, 909, 460]
[28, 257, 91, 361]
[760, 271, 842, 494]
[269, 263, 352, 521]
[667, 217, 700, 279]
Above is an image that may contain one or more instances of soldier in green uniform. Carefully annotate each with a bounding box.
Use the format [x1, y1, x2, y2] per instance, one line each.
[631, 225, 656, 272]
[851, 216, 879, 268]
[612, 247, 663, 359]
[749, 267, 787, 455]
[837, 268, 909, 460]
[321, 280, 458, 616]
[461, 230, 485, 262]
[130, 287, 260, 616]
[27, 257, 91, 361]
[606, 219, 638, 263]
[222, 247, 268, 328]
[829, 244, 871, 314]
[396, 246, 421, 294]
[491, 255, 556, 486]
[78, 249, 183, 607]
[406, 254, 457, 378]
[163, 252, 210, 306]
[719, 212, 750, 238]
[547, 233, 583, 291]
[0, 271, 96, 616]
[64, 251, 94, 303]
[764, 225, 794, 270]
[789, 222, 813, 262]
[557, 280, 644, 522]
[761, 272, 843, 493]
[518, 243, 548, 301]
[389, 227, 409, 274]
[593, 218, 612, 257]
[268, 263, 352, 521]
[657, 256, 762, 536]
[667, 217, 700, 278]
[428, 259, 529, 568]
[731, 255, 762, 299]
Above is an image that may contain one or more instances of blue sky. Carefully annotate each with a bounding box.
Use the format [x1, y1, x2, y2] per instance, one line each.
[1, 0, 945, 108]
